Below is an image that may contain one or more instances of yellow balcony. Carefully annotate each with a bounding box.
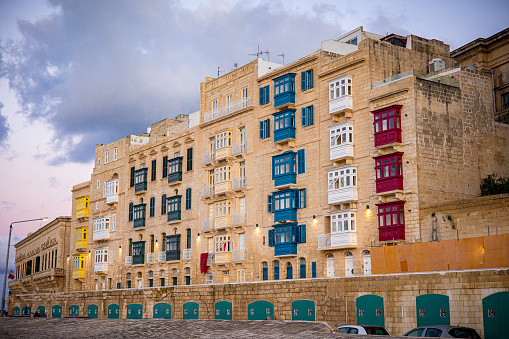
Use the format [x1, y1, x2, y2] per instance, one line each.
[75, 238, 87, 250]
[72, 255, 86, 279]
[73, 267, 85, 279]
[76, 208, 89, 219]
[214, 252, 231, 265]
[75, 227, 87, 251]
[214, 215, 231, 230]
[76, 196, 90, 220]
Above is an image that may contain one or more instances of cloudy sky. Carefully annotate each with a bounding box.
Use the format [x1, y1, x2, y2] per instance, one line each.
[0, 0, 507, 298]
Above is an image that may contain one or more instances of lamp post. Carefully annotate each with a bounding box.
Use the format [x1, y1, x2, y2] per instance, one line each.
[1, 217, 48, 316]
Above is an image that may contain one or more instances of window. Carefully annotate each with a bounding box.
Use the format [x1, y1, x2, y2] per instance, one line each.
[135, 168, 148, 192]
[215, 165, 231, 183]
[97, 158, 101, 167]
[114, 147, 118, 160]
[259, 85, 270, 105]
[185, 188, 192, 210]
[268, 223, 306, 256]
[166, 234, 181, 261]
[273, 109, 296, 142]
[346, 37, 358, 45]
[132, 241, 145, 265]
[168, 156, 183, 183]
[161, 194, 167, 215]
[215, 200, 232, 217]
[216, 131, 231, 149]
[105, 150, 109, 164]
[186, 229, 192, 249]
[93, 216, 110, 239]
[97, 180, 100, 189]
[241, 87, 249, 107]
[149, 197, 155, 217]
[272, 151, 297, 186]
[327, 166, 357, 190]
[330, 212, 356, 233]
[372, 105, 402, 147]
[297, 149, 305, 174]
[330, 122, 353, 148]
[129, 202, 134, 221]
[104, 179, 119, 203]
[374, 152, 404, 193]
[167, 195, 182, 222]
[95, 248, 108, 264]
[502, 92, 509, 110]
[130, 167, 135, 187]
[151, 160, 157, 181]
[329, 75, 352, 100]
[259, 119, 270, 139]
[215, 234, 233, 252]
[133, 204, 146, 228]
[271, 189, 305, 222]
[162, 156, 168, 178]
[301, 105, 313, 126]
[273, 73, 296, 108]
[301, 69, 313, 90]
[186, 148, 193, 171]
[377, 201, 405, 241]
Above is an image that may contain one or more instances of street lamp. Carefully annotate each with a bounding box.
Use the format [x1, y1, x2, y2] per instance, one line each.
[1, 217, 48, 316]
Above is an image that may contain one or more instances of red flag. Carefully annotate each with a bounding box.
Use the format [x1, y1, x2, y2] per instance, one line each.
[8, 270, 15, 280]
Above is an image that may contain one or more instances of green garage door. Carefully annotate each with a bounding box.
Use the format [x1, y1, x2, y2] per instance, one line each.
[416, 294, 450, 327]
[52, 305, 62, 318]
[13, 306, 19, 315]
[356, 295, 384, 327]
[183, 302, 199, 319]
[483, 292, 509, 339]
[248, 301, 274, 320]
[37, 306, 45, 315]
[88, 304, 98, 318]
[127, 304, 143, 319]
[69, 305, 79, 317]
[215, 301, 232, 320]
[153, 303, 171, 319]
[291, 300, 315, 321]
[108, 304, 119, 319]
[22, 306, 31, 316]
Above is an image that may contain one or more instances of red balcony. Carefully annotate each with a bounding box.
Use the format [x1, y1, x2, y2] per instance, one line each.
[373, 105, 402, 147]
[377, 201, 405, 242]
[374, 152, 403, 194]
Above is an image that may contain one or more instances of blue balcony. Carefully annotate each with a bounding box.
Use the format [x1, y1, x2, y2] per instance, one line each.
[273, 73, 295, 109]
[274, 173, 296, 187]
[274, 126, 295, 143]
[274, 242, 297, 256]
[274, 92, 295, 108]
[274, 208, 297, 223]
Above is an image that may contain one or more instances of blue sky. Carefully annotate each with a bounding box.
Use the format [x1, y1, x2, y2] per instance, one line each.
[0, 0, 508, 307]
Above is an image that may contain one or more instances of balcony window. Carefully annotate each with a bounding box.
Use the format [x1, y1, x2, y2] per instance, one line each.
[214, 200, 232, 230]
[318, 211, 357, 249]
[273, 109, 296, 142]
[373, 105, 402, 147]
[327, 165, 358, 204]
[273, 73, 295, 108]
[135, 168, 148, 192]
[214, 165, 232, 194]
[330, 121, 354, 161]
[268, 223, 306, 256]
[168, 156, 183, 183]
[215, 131, 232, 161]
[167, 195, 182, 222]
[272, 151, 296, 187]
[503, 92, 509, 110]
[377, 201, 405, 241]
[76, 196, 89, 219]
[166, 234, 181, 261]
[132, 241, 145, 265]
[269, 189, 305, 223]
[104, 179, 119, 204]
[94, 248, 108, 273]
[328, 75, 353, 115]
[72, 254, 86, 279]
[374, 152, 404, 193]
[93, 216, 110, 240]
[259, 119, 271, 139]
[133, 204, 146, 228]
[75, 227, 87, 249]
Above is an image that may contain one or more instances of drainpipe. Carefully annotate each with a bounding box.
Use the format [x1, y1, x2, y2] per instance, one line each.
[432, 217, 438, 241]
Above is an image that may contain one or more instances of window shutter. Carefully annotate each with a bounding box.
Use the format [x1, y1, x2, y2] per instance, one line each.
[309, 69, 313, 88]
[259, 120, 264, 139]
[267, 195, 273, 213]
[312, 261, 316, 278]
[297, 149, 305, 174]
[308, 105, 313, 126]
[301, 71, 306, 90]
[112, 214, 116, 231]
[298, 188, 306, 209]
[265, 86, 270, 104]
[103, 182, 107, 197]
[268, 229, 274, 247]
[301, 107, 307, 126]
[265, 119, 270, 138]
[299, 224, 306, 243]
[130, 167, 135, 187]
[161, 194, 167, 215]
[259, 87, 264, 105]
[151, 159, 157, 181]
[187, 148, 193, 171]
[162, 156, 168, 178]
[129, 203, 133, 222]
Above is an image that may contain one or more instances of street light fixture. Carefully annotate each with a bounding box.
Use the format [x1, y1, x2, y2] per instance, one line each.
[1, 217, 48, 316]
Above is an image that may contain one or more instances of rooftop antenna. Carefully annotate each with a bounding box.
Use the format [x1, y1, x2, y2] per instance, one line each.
[217, 66, 225, 78]
[263, 50, 270, 62]
[232, 63, 238, 71]
[249, 45, 264, 59]
[277, 53, 285, 65]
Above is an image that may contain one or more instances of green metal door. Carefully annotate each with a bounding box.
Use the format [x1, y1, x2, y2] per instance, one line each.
[248, 301, 274, 320]
[88, 304, 98, 318]
[356, 295, 385, 327]
[483, 292, 509, 339]
[52, 305, 62, 318]
[416, 294, 450, 326]
[69, 305, 79, 317]
[22, 306, 31, 316]
[127, 304, 143, 319]
[215, 301, 232, 320]
[13, 306, 19, 315]
[108, 304, 119, 319]
[183, 302, 199, 319]
[153, 303, 171, 319]
[37, 306, 45, 316]
[291, 300, 315, 321]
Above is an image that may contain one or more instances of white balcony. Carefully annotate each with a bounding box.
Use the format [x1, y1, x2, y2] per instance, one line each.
[202, 151, 215, 165]
[328, 187, 358, 205]
[125, 256, 133, 266]
[232, 176, 246, 190]
[93, 229, 110, 241]
[232, 212, 246, 226]
[318, 231, 357, 249]
[232, 249, 246, 262]
[157, 251, 166, 263]
[183, 249, 191, 260]
[329, 95, 353, 116]
[94, 262, 108, 273]
[104, 179, 119, 204]
[106, 194, 118, 204]
[202, 184, 214, 197]
[232, 141, 246, 156]
[201, 218, 214, 232]
[204, 97, 251, 123]
[206, 252, 215, 265]
[330, 144, 354, 161]
[147, 253, 155, 264]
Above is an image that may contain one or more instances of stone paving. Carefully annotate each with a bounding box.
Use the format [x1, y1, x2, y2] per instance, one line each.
[0, 318, 355, 339]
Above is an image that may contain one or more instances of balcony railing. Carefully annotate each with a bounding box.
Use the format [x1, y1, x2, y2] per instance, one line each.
[232, 141, 246, 156]
[214, 181, 231, 195]
[183, 249, 191, 260]
[214, 215, 231, 230]
[201, 218, 214, 232]
[330, 144, 354, 161]
[214, 252, 231, 264]
[73, 268, 85, 279]
[76, 208, 89, 219]
[147, 252, 155, 264]
[328, 187, 358, 205]
[202, 151, 215, 165]
[106, 193, 118, 204]
[318, 232, 357, 249]
[125, 256, 133, 266]
[94, 262, 108, 273]
[232, 176, 246, 190]
[232, 212, 246, 226]
[157, 251, 166, 262]
[206, 252, 215, 265]
[232, 249, 246, 262]
[93, 229, 110, 241]
[329, 95, 353, 115]
[75, 238, 87, 250]
[204, 97, 251, 123]
[202, 184, 214, 197]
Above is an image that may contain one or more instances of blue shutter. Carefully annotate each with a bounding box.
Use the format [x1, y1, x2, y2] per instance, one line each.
[268, 229, 274, 247]
[265, 119, 270, 138]
[309, 69, 313, 89]
[259, 87, 264, 105]
[299, 224, 306, 243]
[298, 188, 306, 209]
[259, 120, 264, 139]
[312, 262, 316, 278]
[187, 148, 193, 171]
[267, 195, 273, 213]
[308, 105, 313, 126]
[129, 202, 133, 221]
[297, 149, 305, 174]
[130, 167, 135, 187]
[265, 86, 270, 103]
[301, 107, 307, 126]
[301, 71, 306, 90]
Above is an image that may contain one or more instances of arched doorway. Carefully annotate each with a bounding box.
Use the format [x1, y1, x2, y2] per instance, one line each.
[286, 262, 293, 279]
[363, 250, 372, 275]
[345, 251, 353, 276]
[326, 254, 334, 277]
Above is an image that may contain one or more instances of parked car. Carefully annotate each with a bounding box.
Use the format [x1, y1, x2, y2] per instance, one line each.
[403, 325, 481, 338]
[337, 325, 390, 335]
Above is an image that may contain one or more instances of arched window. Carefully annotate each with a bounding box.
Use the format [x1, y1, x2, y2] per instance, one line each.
[286, 262, 293, 279]
[299, 258, 306, 279]
[345, 251, 353, 276]
[262, 261, 268, 281]
[273, 260, 280, 280]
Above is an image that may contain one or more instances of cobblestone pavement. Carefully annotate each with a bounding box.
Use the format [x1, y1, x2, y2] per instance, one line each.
[0, 318, 349, 339]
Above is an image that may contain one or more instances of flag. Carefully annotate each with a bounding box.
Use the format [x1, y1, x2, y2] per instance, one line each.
[8, 270, 15, 280]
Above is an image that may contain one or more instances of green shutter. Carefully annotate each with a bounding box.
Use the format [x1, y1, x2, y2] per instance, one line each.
[259, 120, 264, 139]
[265, 86, 270, 104]
[130, 167, 135, 187]
[162, 156, 168, 178]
